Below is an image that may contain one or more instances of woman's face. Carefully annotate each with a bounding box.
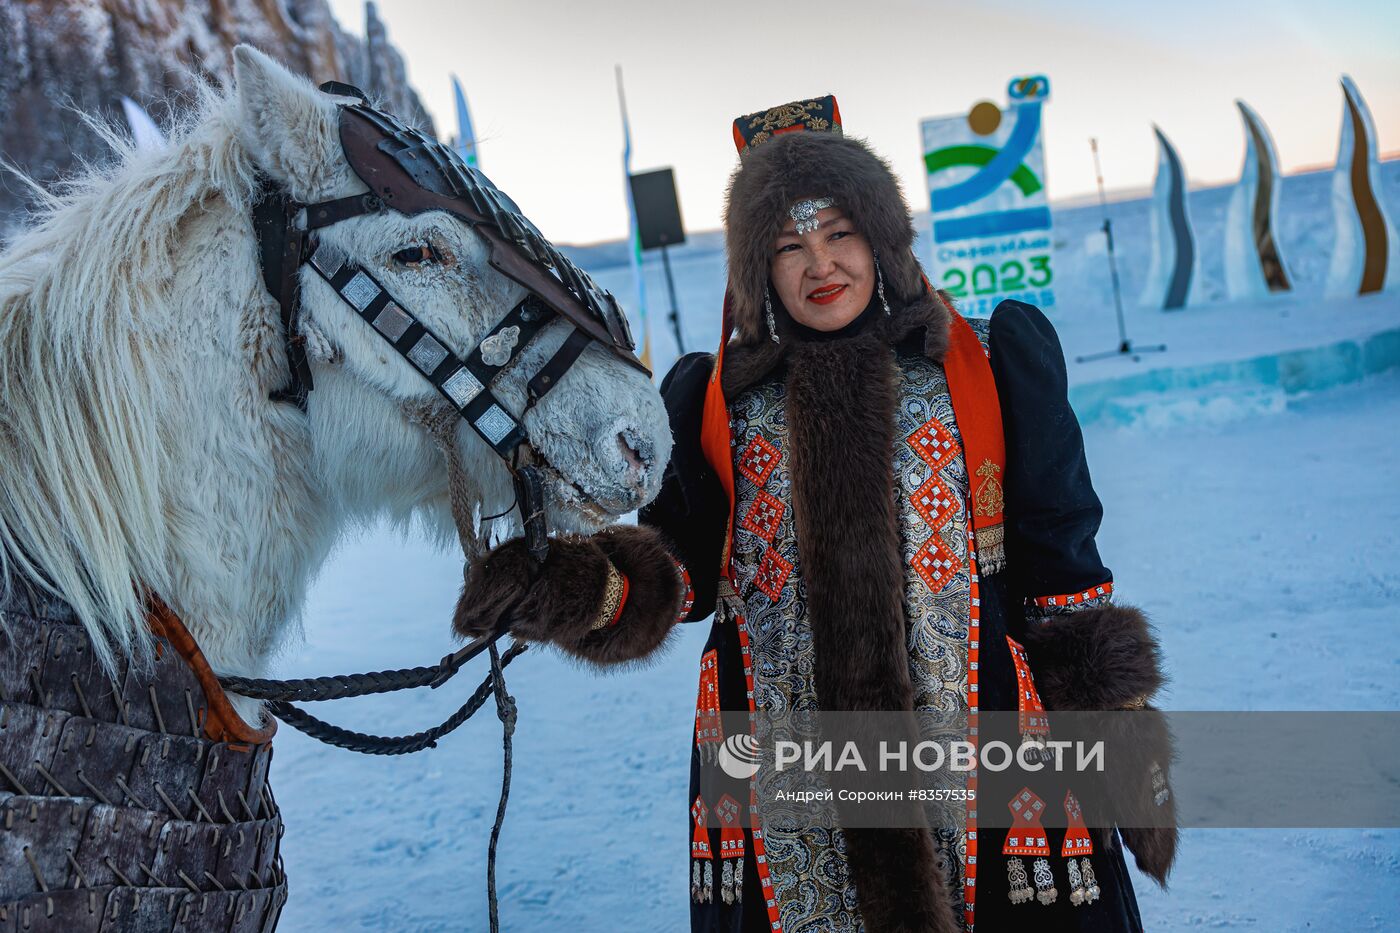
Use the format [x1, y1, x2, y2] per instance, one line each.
[770, 206, 875, 332]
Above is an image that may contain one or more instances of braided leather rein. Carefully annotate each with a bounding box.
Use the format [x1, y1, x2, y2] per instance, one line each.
[218, 629, 527, 933]
[215, 634, 526, 755]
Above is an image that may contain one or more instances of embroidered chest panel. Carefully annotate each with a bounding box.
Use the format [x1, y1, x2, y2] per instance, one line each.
[728, 356, 973, 715]
[727, 354, 974, 931]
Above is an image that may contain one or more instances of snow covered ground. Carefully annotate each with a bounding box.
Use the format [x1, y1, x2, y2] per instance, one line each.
[269, 163, 1400, 930]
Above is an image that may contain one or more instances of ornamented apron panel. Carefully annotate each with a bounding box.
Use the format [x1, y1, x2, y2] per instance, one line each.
[729, 377, 862, 933]
[893, 356, 974, 902]
[726, 357, 978, 932]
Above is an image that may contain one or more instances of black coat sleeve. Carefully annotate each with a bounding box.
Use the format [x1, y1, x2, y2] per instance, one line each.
[639, 352, 729, 623]
[989, 301, 1112, 606]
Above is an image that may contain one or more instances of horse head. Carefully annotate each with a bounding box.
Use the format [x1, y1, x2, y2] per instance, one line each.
[233, 46, 670, 539]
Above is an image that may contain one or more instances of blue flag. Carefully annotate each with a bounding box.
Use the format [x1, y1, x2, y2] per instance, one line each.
[450, 74, 479, 169]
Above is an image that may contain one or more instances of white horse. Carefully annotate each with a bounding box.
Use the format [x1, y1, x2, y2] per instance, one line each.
[0, 46, 670, 725]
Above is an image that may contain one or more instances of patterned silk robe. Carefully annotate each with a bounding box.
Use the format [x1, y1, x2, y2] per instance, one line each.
[725, 348, 978, 932]
[659, 301, 1154, 933]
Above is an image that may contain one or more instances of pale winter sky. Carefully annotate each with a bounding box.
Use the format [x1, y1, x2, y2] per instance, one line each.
[327, 0, 1399, 245]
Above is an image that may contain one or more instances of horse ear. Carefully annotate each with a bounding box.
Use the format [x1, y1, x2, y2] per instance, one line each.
[232, 45, 349, 199]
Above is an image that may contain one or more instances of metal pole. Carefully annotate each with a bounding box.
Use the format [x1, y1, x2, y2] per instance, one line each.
[660, 244, 686, 354]
[1077, 138, 1167, 363]
[1092, 138, 1129, 351]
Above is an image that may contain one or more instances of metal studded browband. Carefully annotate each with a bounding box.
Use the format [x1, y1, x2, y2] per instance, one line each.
[257, 81, 647, 417]
[338, 102, 642, 370]
[306, 239, 573, 456]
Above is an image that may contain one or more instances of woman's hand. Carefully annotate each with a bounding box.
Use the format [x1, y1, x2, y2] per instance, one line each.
[454, 525, 689, 667]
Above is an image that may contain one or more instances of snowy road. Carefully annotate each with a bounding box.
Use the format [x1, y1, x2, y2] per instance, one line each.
[269, 370, 1400, 931]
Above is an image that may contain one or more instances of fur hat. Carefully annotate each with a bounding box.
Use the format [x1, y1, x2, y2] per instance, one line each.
[723, 130, 925, 345]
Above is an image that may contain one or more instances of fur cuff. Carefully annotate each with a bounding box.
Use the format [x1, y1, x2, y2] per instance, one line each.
[1018, 603, 1164, 711]
[1113, 708, 1180, 886]
[570, 525, 686, 667]
[1120, 826, 1179, 888]
[1019, 603, 1178, 885]
[453, 526, 684, 669]
[453, 535, 607, 643]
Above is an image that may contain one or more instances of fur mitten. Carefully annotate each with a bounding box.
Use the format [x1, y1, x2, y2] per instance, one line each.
[1018, 605, 1163, 712]
[1019, 604, 1179, 886]
[453, 524, 686, 667]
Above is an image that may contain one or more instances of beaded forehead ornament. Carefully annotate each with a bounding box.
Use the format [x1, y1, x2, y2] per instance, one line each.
[788, 196, 837, 235]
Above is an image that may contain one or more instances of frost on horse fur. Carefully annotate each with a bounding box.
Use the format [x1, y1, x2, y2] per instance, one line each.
[0, 46, 670, 724]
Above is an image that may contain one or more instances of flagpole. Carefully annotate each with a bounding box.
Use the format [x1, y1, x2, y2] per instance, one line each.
[615, 65, 653, 371]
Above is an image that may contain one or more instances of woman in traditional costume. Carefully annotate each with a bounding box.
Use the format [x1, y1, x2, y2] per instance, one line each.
[456, 97, 1177, 932]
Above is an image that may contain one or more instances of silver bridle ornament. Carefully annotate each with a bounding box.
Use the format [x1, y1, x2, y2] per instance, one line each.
[788, 196, 836, 234]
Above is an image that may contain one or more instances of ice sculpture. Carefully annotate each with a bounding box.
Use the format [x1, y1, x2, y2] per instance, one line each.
[120, 97, 166, 151]
[1139, 126, 1197, 310]
[1326, 76, 1397, 297]
[1224, 101, 1291, 300]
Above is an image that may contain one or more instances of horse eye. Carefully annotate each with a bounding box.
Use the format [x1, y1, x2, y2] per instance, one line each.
[393, 245, 436, 266]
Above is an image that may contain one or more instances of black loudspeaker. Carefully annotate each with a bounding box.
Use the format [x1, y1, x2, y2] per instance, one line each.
[629, 168, 685, 250]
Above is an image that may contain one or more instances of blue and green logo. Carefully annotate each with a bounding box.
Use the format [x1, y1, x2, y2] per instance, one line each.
[926, 76, 1051, 243]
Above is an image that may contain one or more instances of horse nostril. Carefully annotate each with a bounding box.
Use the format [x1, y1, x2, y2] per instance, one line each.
[616, 431, 650, 477]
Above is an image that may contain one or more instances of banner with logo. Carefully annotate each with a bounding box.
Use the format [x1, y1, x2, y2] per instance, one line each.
[921, 76, 1055, 316]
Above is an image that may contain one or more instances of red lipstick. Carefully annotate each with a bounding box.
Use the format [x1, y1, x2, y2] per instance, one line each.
[807, 284, 847, 305]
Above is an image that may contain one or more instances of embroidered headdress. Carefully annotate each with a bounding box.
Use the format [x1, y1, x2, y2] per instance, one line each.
[732, 95, 843, 158]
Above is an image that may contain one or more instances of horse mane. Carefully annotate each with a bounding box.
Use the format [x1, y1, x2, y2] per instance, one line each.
[0, 81, 259, 671]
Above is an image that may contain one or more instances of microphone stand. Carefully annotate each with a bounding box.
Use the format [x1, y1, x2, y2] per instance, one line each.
[1076, 137, 1167, 363]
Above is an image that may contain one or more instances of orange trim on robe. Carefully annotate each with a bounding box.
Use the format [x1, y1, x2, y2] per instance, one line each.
[1031, 582, 1114, 609]
[699, 295, 740, 580]
[940, 293, 1007, 569]
[609, 573, 631, 627]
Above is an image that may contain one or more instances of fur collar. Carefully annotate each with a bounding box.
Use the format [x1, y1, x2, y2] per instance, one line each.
[773, 318, 961, 932]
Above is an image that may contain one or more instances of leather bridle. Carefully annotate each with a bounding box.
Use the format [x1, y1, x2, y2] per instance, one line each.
[252, 81, 649, 560]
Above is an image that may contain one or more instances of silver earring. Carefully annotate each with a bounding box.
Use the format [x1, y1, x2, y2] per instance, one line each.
[764, 285, 779, 343]
[874, 250, 891, 316]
